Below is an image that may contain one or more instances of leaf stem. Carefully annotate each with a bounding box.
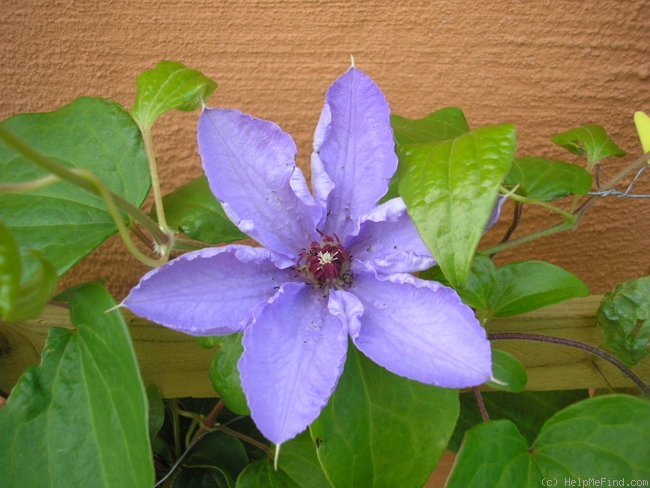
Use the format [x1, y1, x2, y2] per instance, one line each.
[138, 124, 169, 231]
[0, 174, 61, 193]
[488, 332, 650, 395]
[481, 153, 650, 256]
[0, 125, 172, 266]
[472, 387, 490, 422]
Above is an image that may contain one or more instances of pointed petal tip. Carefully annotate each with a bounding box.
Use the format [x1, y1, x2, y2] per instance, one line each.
[350, 272, 492, 389]
[239, 283, 348, 445]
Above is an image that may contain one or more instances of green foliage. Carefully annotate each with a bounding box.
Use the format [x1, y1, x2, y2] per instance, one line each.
[423, 255, 590, 319]
[391, 107, 470, 146]
[0, 283, 153, 487]
[504, 157, 593, 201]
[0, 221, 57, 321]
[1, 62, 647, 488]
[132, 60, 217, 129]
[449, 390, 589, 452]
[310, 346, 458, 488]
[488, 349, 527, 392]
[163, 176, 247, 244]
[184, 431, 250, 485]
[598, 276, 650, 367]
[448, 394, 650, 487]
[209, 333, 250, 415]
[278, 431, 332, 488]
[237, 460, 301, 488]
[0, 97, 150, 275]
[146, 384, 166, 443]
[551, 124, 626, 169]
[398, 124, 516, 287]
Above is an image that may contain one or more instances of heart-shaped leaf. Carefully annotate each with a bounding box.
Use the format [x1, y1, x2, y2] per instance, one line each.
[399, 124, 516, 287]
[310, 346, 458, 488]
[0, 283, 153, 487]
[0, 97, 150, 276]
[488, 260, 590, 317]
[426, 255, 590, 319]
[132, 61, 217, 129]
[597, 276, 650, 367]
[551, 124, 626, 169]
[391, 107, 470, 146]
[449, 389, 589, 452]
[505, 157, 592, 201]
[447, 394, 650, 487]
[163, 176, 246, 244]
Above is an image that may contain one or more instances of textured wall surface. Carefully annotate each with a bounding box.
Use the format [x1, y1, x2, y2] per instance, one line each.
[1, 0, 649, 297]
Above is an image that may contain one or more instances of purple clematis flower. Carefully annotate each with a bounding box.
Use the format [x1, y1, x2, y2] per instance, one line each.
[124, 67, 492, 445]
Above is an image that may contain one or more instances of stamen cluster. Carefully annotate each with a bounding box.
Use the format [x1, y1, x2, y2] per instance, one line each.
[298, 234, 352, 289]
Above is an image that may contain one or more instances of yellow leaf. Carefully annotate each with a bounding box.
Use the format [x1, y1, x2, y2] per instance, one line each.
[634, 111, 650, 154]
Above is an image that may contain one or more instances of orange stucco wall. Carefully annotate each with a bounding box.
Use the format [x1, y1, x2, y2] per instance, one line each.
[1, 0, 649, 297]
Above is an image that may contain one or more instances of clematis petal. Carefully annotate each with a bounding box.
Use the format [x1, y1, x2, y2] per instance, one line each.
[198, 108, 320, 257]
[348, 197, 435, 274]
[239, 282, 348, 444]
[311, 102, 335, 208]
[486, 194, 505, 230]
[349, 271, 492, 388]
[123, 245, 293, 336]
[313, 67, 398, 238]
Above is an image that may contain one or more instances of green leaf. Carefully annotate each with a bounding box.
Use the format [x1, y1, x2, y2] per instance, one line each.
[423, 255, 589, 319]
[279, 431, 332, 488]
[146, 384, 165, 442]
[448, 420, 533, 486]
[487, 349, 527, 392]
[310, 346, 458, 488]
[132, 61, 217, 129]
[163, 176, 246, 244]
[209, 333, 250, 415]
[487, 260, 590, 317]
[399, 124, 516, 287]
[448, 394, 650, 487]
[0, 283, 153, 487]
[171, 467, 231, 488]
[0, 221, 58, 321]
[391, 107, 470, 146]
[184, 431, 249, 483]
[0, 97, 150, 276]
[421, 255, 498, 314]
[534, 394, 650, 480]
[449, 390, 589, 452]
[0, 221, 21, 315]
[236, 459, 301, 488]
[3, 250, 57, 321]
[551, 124, 626, 169]
[597, 276, 650, 367]
[504, 157, 593, 201]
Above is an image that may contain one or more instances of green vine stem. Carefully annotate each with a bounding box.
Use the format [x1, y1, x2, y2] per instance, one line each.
[488, 332, 650, 395]
[156, 400, 269, 487]
[482, 152, 650, 256]
[0, 174, 60, 193]
[0, 125, 173, 266]
[138, 124, 169, 233]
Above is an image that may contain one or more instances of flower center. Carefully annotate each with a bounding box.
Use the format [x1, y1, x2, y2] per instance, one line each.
[298, 234, 352, 289]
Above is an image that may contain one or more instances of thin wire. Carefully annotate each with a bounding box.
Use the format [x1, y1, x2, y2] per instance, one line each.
[589, 164, 650, 198]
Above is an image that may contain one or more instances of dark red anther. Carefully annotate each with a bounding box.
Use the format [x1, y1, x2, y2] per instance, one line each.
[298, 234, 351, 288]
